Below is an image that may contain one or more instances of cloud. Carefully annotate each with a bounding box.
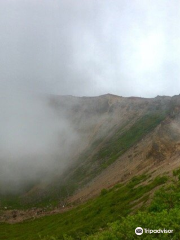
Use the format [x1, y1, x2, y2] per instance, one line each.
[0, 90, 80, 194]
[0, 0, 180, 97]
[0, 0, 180, 193]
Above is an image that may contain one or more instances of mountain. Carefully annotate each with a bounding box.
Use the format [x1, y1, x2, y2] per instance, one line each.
[1, 93, 180, 209]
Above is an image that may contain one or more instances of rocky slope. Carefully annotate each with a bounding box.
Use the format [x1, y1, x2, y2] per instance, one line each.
[1, 93, 180, 209]
[50, 94, 180, 203]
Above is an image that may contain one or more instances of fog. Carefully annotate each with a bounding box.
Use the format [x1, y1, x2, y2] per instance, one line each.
[0, 0, 180, 193]
[0, 90, 80, 193]
[0, 0, 180, 97]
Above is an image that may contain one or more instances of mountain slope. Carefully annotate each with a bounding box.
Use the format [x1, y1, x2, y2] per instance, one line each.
[49, 94, 180, 204]
[1, 94, 180, 210]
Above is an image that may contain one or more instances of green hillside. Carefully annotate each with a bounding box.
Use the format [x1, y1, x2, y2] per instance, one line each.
[0, 174, 168, 240]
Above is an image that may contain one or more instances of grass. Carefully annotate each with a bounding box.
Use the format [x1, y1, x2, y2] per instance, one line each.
[0, 174, 168, 240]
[96, 112, 167, 168]
[83, 209, 180, 240]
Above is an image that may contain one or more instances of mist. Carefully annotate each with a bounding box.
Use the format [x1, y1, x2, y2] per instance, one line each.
[0, 0, 180, 97]
[0, 0, 180, 193]
[0, 90, 80, 194]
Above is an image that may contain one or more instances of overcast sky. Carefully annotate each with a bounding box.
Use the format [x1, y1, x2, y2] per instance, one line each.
[0, 0, 180, 98]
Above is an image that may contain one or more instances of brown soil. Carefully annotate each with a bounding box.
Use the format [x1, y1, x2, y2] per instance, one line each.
[0, 206, 73, 224]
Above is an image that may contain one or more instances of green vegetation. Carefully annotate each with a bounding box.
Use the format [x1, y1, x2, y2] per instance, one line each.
[0, 195, 22, 210]
[84, 209, 180, 240]
[35, 171, 180, 240]
[95, 112, 167, 168]
[0, 174, 168, 240]
[0, 193, 61, 210]
[83, 175, 180, 240]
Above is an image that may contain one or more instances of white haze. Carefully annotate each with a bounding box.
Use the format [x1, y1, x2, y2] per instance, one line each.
[0, 0, 180, 97]
[0, 90, 79, 193]
[0, 0, 180, 193]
